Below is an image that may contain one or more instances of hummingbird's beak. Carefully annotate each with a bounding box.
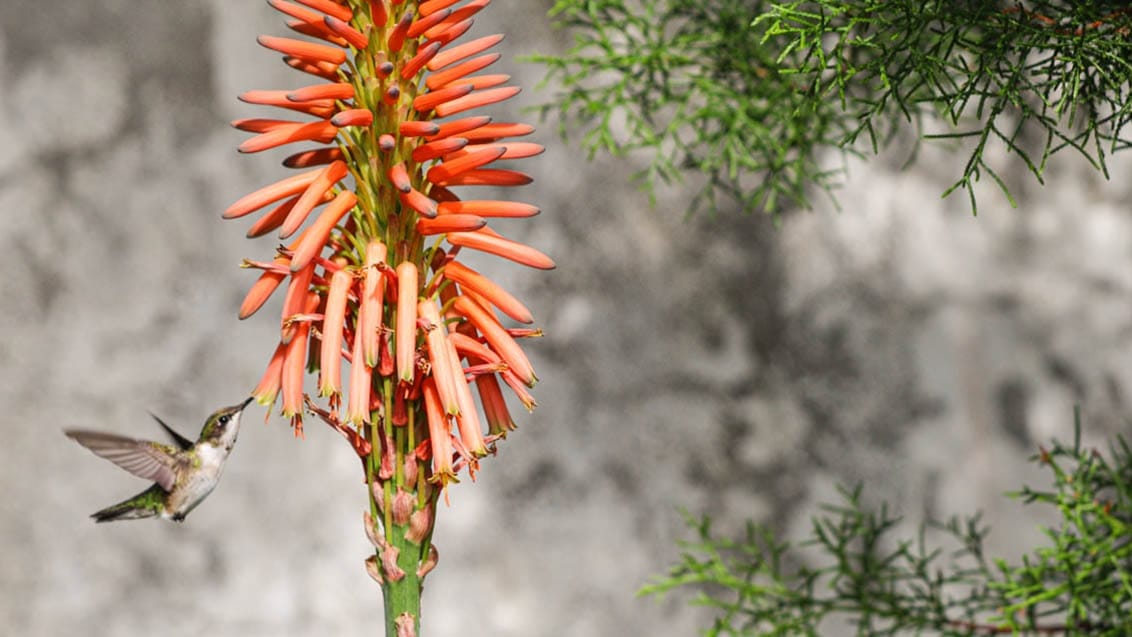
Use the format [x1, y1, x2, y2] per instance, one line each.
[239, 396, 254, 411]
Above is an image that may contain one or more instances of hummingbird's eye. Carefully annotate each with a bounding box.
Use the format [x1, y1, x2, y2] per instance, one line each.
[219, 414, 231, 425]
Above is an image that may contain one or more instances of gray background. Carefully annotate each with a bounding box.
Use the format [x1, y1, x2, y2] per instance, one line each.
[2, 2, 1131, 636]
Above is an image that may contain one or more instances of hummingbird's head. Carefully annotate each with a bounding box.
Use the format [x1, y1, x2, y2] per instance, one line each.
[200, 396, 254, 447]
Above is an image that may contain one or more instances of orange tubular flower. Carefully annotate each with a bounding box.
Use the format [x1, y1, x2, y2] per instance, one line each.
[225, 0, 551, 628]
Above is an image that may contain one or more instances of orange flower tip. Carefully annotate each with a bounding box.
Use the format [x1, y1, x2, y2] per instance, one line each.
[427, 145, 506, 185]
[400, 189, 439, 218]
[286, 82, 355, 102]
[425, 115, 492, 140]
[447, 231, 556, 269]
[378, 134, 396, 152]
[419, 0, 461, 16]
[412, 137, 468, 162]
[382, 85, 400, 105]
[387, 12, 413, 52]
[433, 86, 521, 118]
[416, 214, 485, 235]
[282, 147, 343, 168]
[444, 168, 532, 187]
[401, 41, 442, 80]
[407, 8, 451, 39]
[388, 163, 412, 193]
[464, 122, 536, 141]
[330, 108, 373, 127]
[285, 19, 349, 47]
[223, 169, 322, 219]
[323, 15, 369, 50]
[293, 0, 353, 22]
[425, 53, 501, 90]
[424, 17, 474, 46]
[231, 118, 296, 133]
[370, 0, 389, 27]
[412, 83, 474, 113]
[256, 35, 347, 66]
[427, 34, 504, 72]
[400, 121, 442, 137]
[437, 200, 539, 218]
[376, 61, 395, 79]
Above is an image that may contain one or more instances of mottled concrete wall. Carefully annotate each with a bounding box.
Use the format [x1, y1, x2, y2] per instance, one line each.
[2, 2, 1131, 636]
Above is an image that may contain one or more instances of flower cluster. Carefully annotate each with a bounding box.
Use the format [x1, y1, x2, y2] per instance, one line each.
[228, 0, 551, 492]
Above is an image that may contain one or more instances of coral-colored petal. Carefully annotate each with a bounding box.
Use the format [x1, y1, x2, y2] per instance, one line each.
[280, 160, 349, 238]
[231, 118, 298, 133]
[399, 121, 442, 137]
[253, 342, 288, 407]
[442, 169, 532, 186]
[370, 0, 389, 27]
[429, 0, 490, 33]
[284, 55, 342, 80]
[282, 147, 343, 168]
[477, 373, 516, 435]
[422, 378, 455, 480]
[400, 42, 441, 80]
[412, 137, 468, 162]
[428, 35, 503, 71]
[346, 314, 372, 425]
[388, 163, 412, 193]
[453, 295, 536, 387]
[437, 199, 539, 218]
[293, 0, 353, 21]
[449, 332, 502, 365]
[238, 120, 338, 154]
[287, 82, 355, 102]
[319, 268, 352, 397]
[286, 18, 349, 47]
[423, 17, 474, 47]
[280, 263, 316, 344]
[395, 262, 419, 383]
[239, 89, 336, 117]
[387, 12, 413, 52]
[281, 294, 318, 418]
[290, 189, 357, 271]
[224, 168, 322, 219]
[445, 330, 486, 455]
[433, 86, 520, 118]
[426, 53, 500, 89]
[412, 83, 474, 113]
[407, 8, 451, 38]
[330, 108, 373, 127]
[416, 214, 485, 235]
[247, 193, 329, 238]
[461, 122, 535, 142]
[399, 189, 439, 218]
[419, 0, 461, 16]
[359, 239, 388, 367]
[438, 73, 509, 91]
[444, 260, 533, 323]
[424, 115, 492, 141]
[447, 230, 555, 269]
[323, 15, 369, 50]
[427, 145, 505, 184]
[449, 142, 544, 161]
[419, 299, 460, 416]
[240, 258, 289, 319]
[257, 35, 347, 66]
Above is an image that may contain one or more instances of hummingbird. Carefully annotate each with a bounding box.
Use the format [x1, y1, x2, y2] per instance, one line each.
[64, 397, 253, 523]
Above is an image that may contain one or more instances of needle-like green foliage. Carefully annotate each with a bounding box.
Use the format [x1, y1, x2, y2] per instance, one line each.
[535, 1, 1132, 215]
[641, 413, 1132, 635]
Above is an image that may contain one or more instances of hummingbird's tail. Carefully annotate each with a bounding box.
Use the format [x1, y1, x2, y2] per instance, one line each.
[91, 484, 167, 523]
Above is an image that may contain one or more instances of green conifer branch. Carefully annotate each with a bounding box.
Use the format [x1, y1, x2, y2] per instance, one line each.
[641, 414, 1132, 635]
[534, 1, 1132, 215]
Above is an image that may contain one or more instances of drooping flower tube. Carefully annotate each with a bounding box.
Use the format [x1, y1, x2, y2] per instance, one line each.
[226, 1, 551, 633]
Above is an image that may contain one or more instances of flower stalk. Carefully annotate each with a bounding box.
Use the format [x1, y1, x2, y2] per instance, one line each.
[229, 0, 550, 634]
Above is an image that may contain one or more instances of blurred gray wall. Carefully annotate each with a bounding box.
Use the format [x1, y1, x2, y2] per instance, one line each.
[2, 2, 1131, 636]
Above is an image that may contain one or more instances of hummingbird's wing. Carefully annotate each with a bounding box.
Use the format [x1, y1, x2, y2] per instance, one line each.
[148, 413, 194, 451]
[64, 430, 184, 492]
